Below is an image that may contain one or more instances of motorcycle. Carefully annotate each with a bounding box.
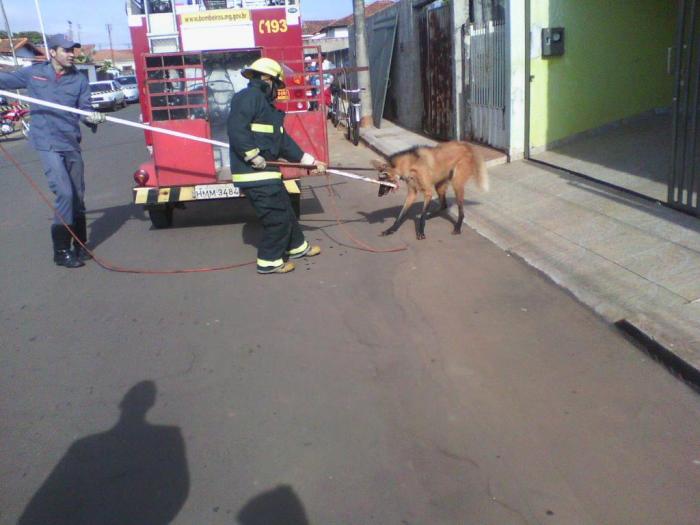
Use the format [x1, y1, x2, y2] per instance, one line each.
[0, 103, 30, 139]
[306, 71, 332, 112]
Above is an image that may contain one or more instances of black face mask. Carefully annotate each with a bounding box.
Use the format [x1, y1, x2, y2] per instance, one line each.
[256, 79, 277, 102]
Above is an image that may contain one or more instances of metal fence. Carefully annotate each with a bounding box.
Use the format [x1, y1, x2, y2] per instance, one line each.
[670, 0, 700, 214]
[419, 3, 454, 140]
[465, 20, 507, 149]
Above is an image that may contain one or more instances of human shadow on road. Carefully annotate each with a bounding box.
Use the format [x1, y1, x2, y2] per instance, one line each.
[18, 381, 190, 525]
[237, 485, 310, 525]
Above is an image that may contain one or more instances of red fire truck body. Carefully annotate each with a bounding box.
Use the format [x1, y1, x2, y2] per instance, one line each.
[126, 0, 327, 228]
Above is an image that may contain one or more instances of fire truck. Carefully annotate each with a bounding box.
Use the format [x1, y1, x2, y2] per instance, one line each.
[126, 0, 328, 228]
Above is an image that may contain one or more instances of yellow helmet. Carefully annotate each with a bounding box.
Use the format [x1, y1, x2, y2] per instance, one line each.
[243, 58, 285, 87]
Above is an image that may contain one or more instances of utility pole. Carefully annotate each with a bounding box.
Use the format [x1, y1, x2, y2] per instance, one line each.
[67, 20, 73, 41]
[106, 23, 115, 65]
[352, 0, 374, 128]
[0, 0, 19, 67]
[77, 24, 81, 43]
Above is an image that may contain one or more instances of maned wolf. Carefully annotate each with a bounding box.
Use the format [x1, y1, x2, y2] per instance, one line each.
[372, 141, 489, 239]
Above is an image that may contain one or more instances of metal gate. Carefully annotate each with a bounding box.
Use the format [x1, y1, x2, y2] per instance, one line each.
[670, 0, 700, 215]
[366, 6, 399, 128]
[419, 2, 453, 140]
[465, 19, 507, 149]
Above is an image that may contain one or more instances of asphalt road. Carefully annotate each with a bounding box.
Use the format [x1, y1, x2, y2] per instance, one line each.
[1, 104, 699, 524]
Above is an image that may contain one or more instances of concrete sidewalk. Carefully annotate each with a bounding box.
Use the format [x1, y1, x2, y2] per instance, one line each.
[361, 120, 700, 383]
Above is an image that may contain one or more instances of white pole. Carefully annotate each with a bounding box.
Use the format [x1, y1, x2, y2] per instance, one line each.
[0, 0, 19, 67]
[0, 90, 397, 189]
[326, 169, 396, 188]
[0, 89, 230, 147]
[33, 0, 49, 53]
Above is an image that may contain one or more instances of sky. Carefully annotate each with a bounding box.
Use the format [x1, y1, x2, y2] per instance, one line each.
[0, 0, 355, 49]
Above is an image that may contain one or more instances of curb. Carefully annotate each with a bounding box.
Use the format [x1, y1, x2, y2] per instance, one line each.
[444, 203, 700, 392]
[356, 129, 700, 391]
[615, 320, 700, 392]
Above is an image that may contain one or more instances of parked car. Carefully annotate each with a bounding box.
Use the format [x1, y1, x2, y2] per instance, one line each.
[115, 75, 139, 103]
[89, 80, 126, 111]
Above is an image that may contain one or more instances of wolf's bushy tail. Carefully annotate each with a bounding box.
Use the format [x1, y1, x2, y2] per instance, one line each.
[474, 150, 490, 192]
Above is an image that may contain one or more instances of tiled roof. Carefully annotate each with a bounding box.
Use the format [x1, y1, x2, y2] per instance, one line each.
[323, 0, 397, 29]
[92, 49, 135, 63]
[302, 20, 334, 35]
[0, 38, 44, 57]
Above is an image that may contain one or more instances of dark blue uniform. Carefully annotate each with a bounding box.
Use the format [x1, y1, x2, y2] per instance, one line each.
[0, 61, 95, 267]
[0, 62, 92, 229]
[227, 78, 311, 270]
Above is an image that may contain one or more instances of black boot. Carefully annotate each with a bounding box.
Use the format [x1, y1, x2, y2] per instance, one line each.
[51, 224, 84, 268]
[73, 215, 92, 261]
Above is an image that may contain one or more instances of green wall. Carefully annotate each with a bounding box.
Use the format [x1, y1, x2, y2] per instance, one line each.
[529, 0, 677, 149]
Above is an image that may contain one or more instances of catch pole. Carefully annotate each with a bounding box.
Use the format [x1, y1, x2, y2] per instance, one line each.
[0, 90, 396, 189]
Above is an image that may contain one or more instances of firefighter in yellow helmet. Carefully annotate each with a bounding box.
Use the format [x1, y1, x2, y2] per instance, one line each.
[228, 57, 326, 274]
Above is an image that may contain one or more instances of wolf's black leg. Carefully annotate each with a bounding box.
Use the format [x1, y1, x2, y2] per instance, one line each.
[382, 190, 416, 236]
[417, 196, 432, 240]
[453, 199, 464, 234]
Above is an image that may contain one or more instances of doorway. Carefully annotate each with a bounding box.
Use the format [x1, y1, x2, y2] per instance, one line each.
[528, 0, 678, 204]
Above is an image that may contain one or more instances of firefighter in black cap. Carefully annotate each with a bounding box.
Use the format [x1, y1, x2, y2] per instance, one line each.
[228, 57, 326, 274]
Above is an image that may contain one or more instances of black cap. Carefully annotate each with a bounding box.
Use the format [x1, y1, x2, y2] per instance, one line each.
[47, 35, 81, 50]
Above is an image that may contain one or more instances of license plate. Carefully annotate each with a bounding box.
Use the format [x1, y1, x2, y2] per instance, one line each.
[193, 183, 240, 200]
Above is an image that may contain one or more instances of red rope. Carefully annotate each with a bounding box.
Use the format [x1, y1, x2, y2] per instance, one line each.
[0, 142, 254, 274]
[0, 143, 404, 274]
[324, 174, 407, 254]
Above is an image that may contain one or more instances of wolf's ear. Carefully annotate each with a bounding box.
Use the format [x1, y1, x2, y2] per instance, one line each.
[371, 159, 387, 171]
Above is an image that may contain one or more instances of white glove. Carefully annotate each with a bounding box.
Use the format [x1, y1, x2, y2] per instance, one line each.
[250, 155, 266, 170]
[300, 152, 326, 174]
[300, 152, 315, 167]
[85, 112, 106, 125]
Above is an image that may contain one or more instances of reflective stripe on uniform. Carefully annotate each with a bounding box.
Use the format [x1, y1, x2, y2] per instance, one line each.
[231, 171, 282, 183]
[286, 241, 309, 256]
[250, 123, 274, 133]
[244, 148, 260, 161]
[257, 257, 284, 268]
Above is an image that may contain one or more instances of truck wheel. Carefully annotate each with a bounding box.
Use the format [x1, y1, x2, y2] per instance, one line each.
[290, 192, 301, 219]
[147, 204, 173, 229]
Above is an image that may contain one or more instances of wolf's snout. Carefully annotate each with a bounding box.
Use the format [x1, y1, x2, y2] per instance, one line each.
[378, 173, 391, 197]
